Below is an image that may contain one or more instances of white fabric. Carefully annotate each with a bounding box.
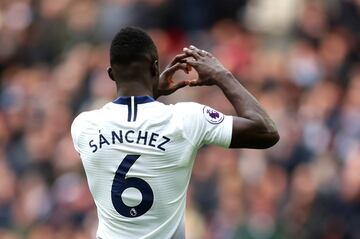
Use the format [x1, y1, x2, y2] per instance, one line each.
[71, 100, 232, 239]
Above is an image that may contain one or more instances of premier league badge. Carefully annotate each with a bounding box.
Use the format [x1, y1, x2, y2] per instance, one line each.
[203, 106, 224, 124]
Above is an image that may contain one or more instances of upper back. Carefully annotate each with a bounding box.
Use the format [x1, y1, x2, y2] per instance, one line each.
[71, 96, 232, 239]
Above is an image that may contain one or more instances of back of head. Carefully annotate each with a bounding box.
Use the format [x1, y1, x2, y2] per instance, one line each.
[110, 27, 158, 67]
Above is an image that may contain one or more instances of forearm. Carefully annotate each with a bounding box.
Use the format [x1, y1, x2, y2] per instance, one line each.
[216, 71, 277, 133]
[181, 45, 279, 148]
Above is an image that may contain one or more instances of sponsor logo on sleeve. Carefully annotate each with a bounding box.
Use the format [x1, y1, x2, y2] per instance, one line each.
[203, 106, 224, 124]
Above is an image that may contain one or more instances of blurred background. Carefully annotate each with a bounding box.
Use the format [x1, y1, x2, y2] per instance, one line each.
[0, 0, 360, 238]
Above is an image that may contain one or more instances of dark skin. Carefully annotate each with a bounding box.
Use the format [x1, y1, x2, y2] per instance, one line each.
[107, 56, 190, 98]
[108, 45, 279, 149]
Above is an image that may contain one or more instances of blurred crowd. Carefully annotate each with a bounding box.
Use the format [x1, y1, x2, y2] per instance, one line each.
[0, 0, 360, 238]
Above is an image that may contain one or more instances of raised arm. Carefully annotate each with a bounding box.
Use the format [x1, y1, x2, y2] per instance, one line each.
[183, 46, 279, 149]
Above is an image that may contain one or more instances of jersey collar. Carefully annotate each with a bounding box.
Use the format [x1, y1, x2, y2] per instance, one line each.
[112, 95, 155, 105]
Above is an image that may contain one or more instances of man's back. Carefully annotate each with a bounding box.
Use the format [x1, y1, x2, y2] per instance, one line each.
[71, 96, 232, 239]
[71, 27, 279, 239]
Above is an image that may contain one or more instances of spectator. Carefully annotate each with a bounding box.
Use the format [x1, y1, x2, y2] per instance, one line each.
[0, 0, 359, 238]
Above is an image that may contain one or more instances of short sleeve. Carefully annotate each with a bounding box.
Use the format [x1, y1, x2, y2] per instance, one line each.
[71, 113, 85, 153]
[177, 103, 233, 148]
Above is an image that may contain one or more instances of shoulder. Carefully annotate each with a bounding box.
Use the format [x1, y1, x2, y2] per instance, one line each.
[173, 102, 225, 124]
[172, 102, 203, 112]
[71, 109, 105, 147]
[71, 109, 102, 134]
[72, 110, 96, 125]
[170, 102, 203, 122]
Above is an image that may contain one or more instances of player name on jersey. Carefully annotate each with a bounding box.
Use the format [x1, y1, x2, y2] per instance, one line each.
[89, 129, 171, 153]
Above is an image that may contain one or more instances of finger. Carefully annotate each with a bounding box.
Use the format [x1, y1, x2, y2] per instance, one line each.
[189, 45, 206, 57]
[190, 45, 212, 57]
[183, 58, 199, 66]
[186, 64, 192, 73]
[187, 79, 201, 87]
[190, 45, 213, 57]
[165, 62, 190, 75]
[183, 47, 201, 60]
[169, 80, 188, 92]
[169, 53, 188, 66]
[202, 49, 212, 57]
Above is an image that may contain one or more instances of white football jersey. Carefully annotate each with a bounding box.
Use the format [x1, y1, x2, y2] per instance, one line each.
[71, 96, 232, 239]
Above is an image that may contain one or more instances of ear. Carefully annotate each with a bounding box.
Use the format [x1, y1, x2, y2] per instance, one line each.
[107, 67, 115, 81]
[151, 60, 159, 77]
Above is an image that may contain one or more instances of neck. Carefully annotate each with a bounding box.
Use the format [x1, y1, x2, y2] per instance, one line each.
[115, 80, 154, 98]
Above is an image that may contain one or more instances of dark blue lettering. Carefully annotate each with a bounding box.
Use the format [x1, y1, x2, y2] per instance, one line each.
[89, 140, 98, 153]
[149, 133, 158, 147]
[157, 136, 170, 151]
[125, 130, 135, 143]
[99, 134, 110, 148]
[136, 131, 148, 145]
[112, 130, 123, 144]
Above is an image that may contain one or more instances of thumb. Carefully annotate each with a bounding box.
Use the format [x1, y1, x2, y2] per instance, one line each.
[187, 79, 201, 87]
[169, 80, 188, 92]
[165, 63, 189, 76]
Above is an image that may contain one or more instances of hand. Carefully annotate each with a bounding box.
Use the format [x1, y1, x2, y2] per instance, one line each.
[183, 45, 229, 87]
[154, 54, 191, 99]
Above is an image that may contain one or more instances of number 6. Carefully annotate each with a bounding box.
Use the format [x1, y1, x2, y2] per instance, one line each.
[111, 154, 154, 217]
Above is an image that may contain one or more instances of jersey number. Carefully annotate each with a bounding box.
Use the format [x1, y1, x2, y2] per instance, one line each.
[111, 154, 154, 217]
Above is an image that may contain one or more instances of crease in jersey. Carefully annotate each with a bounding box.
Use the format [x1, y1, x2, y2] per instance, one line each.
[112, 96, 155, 122]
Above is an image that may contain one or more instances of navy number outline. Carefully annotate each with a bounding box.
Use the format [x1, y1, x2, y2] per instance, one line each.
[111, 154, 154, 217]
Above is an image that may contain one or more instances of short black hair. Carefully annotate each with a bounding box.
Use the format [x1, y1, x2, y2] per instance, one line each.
[110, 27, 158, 66]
